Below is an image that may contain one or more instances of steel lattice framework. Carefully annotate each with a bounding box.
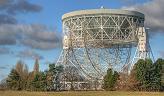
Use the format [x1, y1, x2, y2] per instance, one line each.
[56, 8, 153, 90]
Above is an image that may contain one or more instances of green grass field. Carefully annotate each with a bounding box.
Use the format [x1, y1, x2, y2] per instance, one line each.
[0, 91, 164, 96]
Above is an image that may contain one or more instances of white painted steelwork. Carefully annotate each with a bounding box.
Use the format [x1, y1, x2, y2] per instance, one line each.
[56, 8, 153, 90]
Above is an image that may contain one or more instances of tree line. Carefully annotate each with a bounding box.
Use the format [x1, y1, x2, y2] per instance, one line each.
[0, 59, 64, 91]
[0, 58, 163, 91]
[103, 58, 164, 91]
[0, 59, 83, 91]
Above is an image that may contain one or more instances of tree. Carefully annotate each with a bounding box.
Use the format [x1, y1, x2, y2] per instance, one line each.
[103, 68, 119, 90]
[31, 72, 47, 91]
[34, 58, 39, 74]
[128, 64, 140, 91]
[6, 69, 21, 90]
[130, 58, 163, 91]
[7, 60, 28, 90]
[54, 65, 64, 91]
[15, 60, 24, 77]
[22, 64, 29, 90]
[161, 59, 164, 91]
[154, 58, 164, 91]
[15, 60, 29, 90]
[134, 59, 153, 91]
[46, 64, 63, 91]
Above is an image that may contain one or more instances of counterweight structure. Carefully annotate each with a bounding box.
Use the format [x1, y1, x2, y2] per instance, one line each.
[56, 8, 153, 90]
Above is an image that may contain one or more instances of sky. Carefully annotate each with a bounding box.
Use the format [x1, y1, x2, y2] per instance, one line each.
[0, 0, 164, 81]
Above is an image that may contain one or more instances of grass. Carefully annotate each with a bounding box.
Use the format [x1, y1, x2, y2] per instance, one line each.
[0, 91, 164, 96]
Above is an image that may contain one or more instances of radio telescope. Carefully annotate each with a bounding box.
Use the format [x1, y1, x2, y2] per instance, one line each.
[56, 7, 154, 90]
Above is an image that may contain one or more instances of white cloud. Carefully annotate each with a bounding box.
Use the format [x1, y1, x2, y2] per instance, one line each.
[0, 0, 42, 25]
[16, 49, 44, 59]
[0, 24, 61, 50]
[123, 0, 164, 32]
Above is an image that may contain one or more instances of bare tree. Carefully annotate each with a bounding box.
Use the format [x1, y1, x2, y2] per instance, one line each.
[15, 60, 24, 77]
[15, 60, 29, 90]
[33, 58, 39, 74]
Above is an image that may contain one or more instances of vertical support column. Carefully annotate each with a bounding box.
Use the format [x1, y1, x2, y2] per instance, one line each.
[130, 27, 154, 71]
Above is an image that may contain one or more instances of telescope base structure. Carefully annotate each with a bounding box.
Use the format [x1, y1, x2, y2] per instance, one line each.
[56, 27, 154, 90]
[56, 44, 133, 90]
[59, 81, 103, 91]
[55, 8, 154, 90]
[56, 49, 104, 90]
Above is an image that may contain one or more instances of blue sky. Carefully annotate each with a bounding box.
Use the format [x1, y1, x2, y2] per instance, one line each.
[0, 0, 164, 81]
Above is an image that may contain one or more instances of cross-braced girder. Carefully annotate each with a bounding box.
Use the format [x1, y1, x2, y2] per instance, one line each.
[55, 8, 154, 90]
[63, 14, 143, 49]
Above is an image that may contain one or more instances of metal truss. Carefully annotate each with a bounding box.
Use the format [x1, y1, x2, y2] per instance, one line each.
[56, 9, 147, 90]
[130, 27, 154, 71]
